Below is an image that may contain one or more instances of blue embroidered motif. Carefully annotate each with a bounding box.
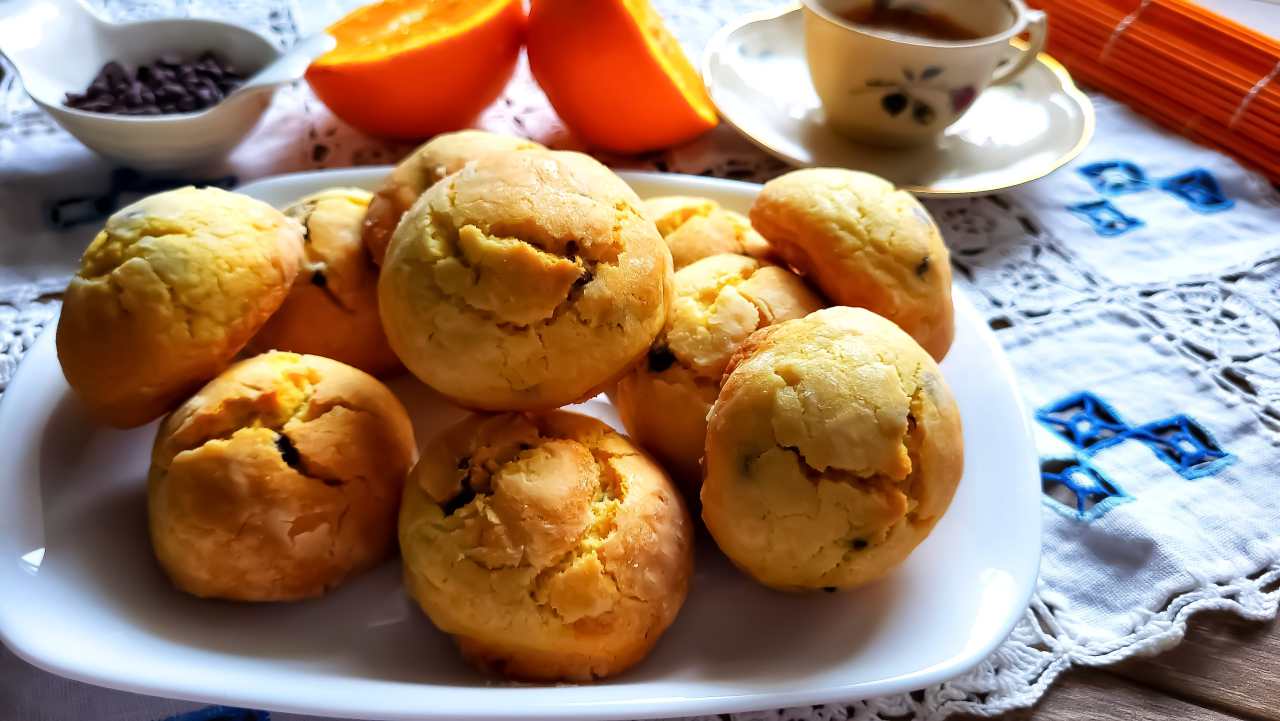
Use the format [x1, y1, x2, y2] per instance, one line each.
[1119, 415, 1235, 479]
[1037, 392, 1129, 449]
[1079, 161, 1150, 195]
[1041, 457, 1133, 521]
[1036, 392, 1235, 520]
[1159, 169, 1235, 213]
[1067, 200, 1144, 237]
[158, 707, 269, 721]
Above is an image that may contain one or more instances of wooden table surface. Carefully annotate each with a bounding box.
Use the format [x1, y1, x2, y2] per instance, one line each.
[987, 610, 1278, 720]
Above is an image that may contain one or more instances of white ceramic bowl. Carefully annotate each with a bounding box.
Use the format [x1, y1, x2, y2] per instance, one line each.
[0, 0, 284, 170]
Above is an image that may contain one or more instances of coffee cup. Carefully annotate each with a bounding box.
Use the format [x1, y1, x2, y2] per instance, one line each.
[802, 0, 1048, 147]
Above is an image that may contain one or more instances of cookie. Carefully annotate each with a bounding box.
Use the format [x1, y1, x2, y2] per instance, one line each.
[611, 253, 823, 491]
[749, 168, 954, 360]
[148, 351, 416, 601]
[56, 187, 303, 428]
[379, 149, 673, 410]
[248, 188, 401, 376]
[400, 410, 693, 681]
[362, 130, 545, 265]
[643, 195, 773, 269]
[701, 307, 963, 591]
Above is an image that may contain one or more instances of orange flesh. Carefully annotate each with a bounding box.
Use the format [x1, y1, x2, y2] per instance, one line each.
[625, 0, 718, 125]
[317, 0, 513, 65]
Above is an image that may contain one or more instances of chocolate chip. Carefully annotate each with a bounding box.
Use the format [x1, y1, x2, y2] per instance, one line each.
[102, 61, 127, 86]
[64, 52, 244, 115]
[440, 484, 477, 515]
[916, 255, 930, 278]
[157, 82, 185, 98]
[851, 538, 869, 550]
[310, 270, 327, 287]
[275, 433, 303, 471]
[647, 345, 676, 372]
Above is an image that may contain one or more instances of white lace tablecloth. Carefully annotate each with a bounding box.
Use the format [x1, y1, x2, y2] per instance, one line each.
[3, 2, 1280, 720]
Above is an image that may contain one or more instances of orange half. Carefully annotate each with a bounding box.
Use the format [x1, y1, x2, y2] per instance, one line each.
[307, 0, 525, 139]
[527, 0, 719, 154]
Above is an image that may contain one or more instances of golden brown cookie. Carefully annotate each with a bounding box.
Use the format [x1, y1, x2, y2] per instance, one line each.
[749, 168, 954, 360]
[148, 351, 416, 601]
[362, 130, 546, 265]
[379, 149, 673, 411]
[400, 410, 693, 681]
[643, 195, 773, 269]
[56, 187, 303, 428]
[611, 253, 823, 492]
[701, 307, 963, 592]
[247, 188, 401, 376]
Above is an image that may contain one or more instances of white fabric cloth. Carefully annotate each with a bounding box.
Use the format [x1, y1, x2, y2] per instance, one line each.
[2, 2, 1279, 720]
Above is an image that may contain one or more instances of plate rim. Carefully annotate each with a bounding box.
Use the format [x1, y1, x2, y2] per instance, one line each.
[700, 2, 1097, 198]
[0, 168, 1042, 720]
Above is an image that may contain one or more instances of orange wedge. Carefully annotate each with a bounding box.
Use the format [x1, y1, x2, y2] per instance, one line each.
[527, 0, 719, 153]
[306, 0, 525, 139]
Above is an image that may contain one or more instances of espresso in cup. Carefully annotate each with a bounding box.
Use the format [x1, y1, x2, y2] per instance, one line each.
[836, 4, 984, 42]
[803, 0, 1048, 147]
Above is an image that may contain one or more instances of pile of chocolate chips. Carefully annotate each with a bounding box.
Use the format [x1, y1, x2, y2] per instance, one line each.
[63, 52, 245, 115]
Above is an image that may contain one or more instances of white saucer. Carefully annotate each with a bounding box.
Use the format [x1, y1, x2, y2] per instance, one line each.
[702, 3, 1095, 196]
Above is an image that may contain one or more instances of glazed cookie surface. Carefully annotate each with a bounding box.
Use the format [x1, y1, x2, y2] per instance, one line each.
[701, 306, 963, 591]
[148, 351, 416, 601]
[362, 130, 545, 265]
[611, 253, 823, 491]
[643, 195, 773, 270]
[56, 186, 303, 428]
[749, 168, 954, 360]
[400, 411, 693, 681]
[379, 149, 673, 410]
[248, 188, 401, 375]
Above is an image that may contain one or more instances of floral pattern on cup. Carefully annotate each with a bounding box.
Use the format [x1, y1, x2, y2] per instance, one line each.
[857, 66, 978, 125]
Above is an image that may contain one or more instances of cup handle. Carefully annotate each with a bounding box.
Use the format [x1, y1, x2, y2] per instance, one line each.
[991, 9, 1047, 85]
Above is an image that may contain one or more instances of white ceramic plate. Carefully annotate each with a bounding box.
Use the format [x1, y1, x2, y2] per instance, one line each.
[0, 169, 1040, 720]
[702, 4, 1095, 196]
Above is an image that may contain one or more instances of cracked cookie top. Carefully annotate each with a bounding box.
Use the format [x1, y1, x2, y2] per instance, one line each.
[56, 186, 304, 428]
[362, 130, 546, 266]
[749, 168, 955, 361]
[378, 149, 674, 411]
[248, 187, 401, 376]
[642, 194, 774, 270]
[399, 410, 693, 681]
[611, 253, 824, 489]
[701, 306, 963, 592]
[148, 351, 416, 601]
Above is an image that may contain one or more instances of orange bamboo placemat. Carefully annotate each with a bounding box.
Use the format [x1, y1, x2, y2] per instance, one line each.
[1027, 0, 1280, 182]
